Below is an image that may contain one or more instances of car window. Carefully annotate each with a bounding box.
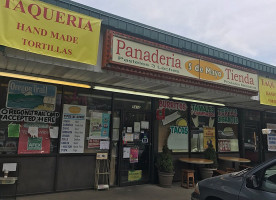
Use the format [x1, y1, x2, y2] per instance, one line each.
[260, 164, 276, 193]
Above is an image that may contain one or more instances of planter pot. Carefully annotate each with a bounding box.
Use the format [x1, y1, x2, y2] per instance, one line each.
[158, 171, 174, 187]
[200, 168, 216, 179]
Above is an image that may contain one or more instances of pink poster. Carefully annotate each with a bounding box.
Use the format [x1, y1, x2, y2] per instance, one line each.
[18, 127, 50, 154]
[130, 148, 139, 163]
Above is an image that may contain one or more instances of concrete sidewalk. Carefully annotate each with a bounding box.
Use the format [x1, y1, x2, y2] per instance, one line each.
[16, 183, 194, 200]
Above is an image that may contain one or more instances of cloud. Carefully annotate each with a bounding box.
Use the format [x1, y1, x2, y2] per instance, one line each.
[72, 0, 276, 65]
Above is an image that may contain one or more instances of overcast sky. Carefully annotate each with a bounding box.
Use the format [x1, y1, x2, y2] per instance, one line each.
[72, 0, 276, 66]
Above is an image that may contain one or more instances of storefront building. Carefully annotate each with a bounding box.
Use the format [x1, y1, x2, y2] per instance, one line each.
[0, 0, 276, 196]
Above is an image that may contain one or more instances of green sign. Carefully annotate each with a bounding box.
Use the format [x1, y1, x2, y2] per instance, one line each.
[27, 137, 42, 150]
[8, 123, 20, 137]
[128, 170, 142, 182]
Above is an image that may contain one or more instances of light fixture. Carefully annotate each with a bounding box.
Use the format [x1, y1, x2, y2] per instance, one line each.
[172, 97, 225, 106]
[94, 86, 170, 99]
[0, 72, 91, 88]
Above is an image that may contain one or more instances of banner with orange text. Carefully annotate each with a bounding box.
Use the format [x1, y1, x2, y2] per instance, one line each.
[0, 0, 101, 65]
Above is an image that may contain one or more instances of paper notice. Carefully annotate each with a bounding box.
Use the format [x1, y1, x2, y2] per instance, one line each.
[28, 127, 38, 137]
[134, 122, 140, 132]
[49, 127, 59, 138]
[100, 140, 110, 150]
[141, 121, 149, 129]
[123, 147, 130, 158]
[125, 133, 134, 142]
[3, 163, 17, 172]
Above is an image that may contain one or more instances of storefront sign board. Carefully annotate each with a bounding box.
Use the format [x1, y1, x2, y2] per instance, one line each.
[60, 104, 86, 153]
[109, 34, 258, 92]
[6, 80, 56, 111]
[259, 77, 276, 106]
[0, 0, 101, 65]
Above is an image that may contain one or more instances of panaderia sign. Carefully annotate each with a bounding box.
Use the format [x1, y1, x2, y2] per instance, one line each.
[103, 31, 258, 92]
[0, 0, 101, 65]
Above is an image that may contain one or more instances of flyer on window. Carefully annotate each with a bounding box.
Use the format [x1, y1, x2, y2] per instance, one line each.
[130, 148, 139, 163]
[89, 111, 110, 139]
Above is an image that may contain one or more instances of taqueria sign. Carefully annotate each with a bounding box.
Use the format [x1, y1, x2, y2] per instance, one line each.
[0, 0, 101, 65]
[104, 31, 258, 91]
[259, 76, 276, 106]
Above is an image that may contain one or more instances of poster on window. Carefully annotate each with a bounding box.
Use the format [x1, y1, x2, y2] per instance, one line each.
[89, 111, 110, 139]
[59, 104, 86, 153]
[167, 126, 188, 151]
[18, 126, 50, 154]
[218, 139, 231, 152]
[267, 134, 276, 151]
[130, 148, 139, 163]
[203, 127, 216, 150]
[7, 80, 57, 111]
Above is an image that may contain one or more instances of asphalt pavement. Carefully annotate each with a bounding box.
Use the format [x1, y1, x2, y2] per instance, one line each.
[16, 183, 194, 200]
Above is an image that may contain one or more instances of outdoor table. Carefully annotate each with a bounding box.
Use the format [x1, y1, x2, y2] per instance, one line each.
[218, 156, 250, 170]
[179, 158, 213, 181]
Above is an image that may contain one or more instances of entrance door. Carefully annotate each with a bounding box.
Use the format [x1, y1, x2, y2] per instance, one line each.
[243, 122, 262, 165]
[118, 111, 151, 186]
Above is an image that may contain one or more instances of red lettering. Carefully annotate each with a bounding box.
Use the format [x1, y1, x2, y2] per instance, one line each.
[13, 0, 25, 13]
[116, 39, 125, 55]
[56, 11, 65, 24]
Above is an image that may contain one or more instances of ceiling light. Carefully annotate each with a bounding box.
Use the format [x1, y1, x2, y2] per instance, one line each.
[94, 86, 170, 99]
[0, 72, 91, 88]
[172, 97, 225, 106]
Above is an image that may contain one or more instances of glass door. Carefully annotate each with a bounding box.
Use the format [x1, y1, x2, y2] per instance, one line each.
[118, 111, 151, 186]
[243, 122, 261, 165]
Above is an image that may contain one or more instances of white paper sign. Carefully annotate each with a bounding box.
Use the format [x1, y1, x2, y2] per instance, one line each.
[141, 121, 149, 129]
[100, 141, 110, 150]
[123, 147, 130, 158]
[59, 104, 87, 153]
[134, 122, 141, 132]
[28, 127, 38, 137]
[3, 163, 17, 172]
[268, 134, 276, 151]
[49, 127, 59, 138]
[127, 127, 132, 133]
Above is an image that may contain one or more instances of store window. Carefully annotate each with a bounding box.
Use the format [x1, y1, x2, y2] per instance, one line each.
[190, 103, 215, 152]
[61, 87, 112, 154]
[217, 107, 239, 152]
[157, 99, 188, 152]
[0, 78, 62, 155]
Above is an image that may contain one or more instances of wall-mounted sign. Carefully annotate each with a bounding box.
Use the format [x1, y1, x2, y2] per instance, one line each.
[59, 104, 86, 153]
[218, 107, 238, 124]
[128, 170, 142, 182]
[259, 77, 276, 106]
[7, 80, 56, 111]
[0, 108, 59, 123]
[0, 0, 101, 65]
[158, 100, 187, 111]
[104, 31, 258, 92]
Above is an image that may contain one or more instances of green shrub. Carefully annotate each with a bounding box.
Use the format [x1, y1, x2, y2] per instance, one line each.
[203, 143, 218, 168]
[156, 145, 174, 173]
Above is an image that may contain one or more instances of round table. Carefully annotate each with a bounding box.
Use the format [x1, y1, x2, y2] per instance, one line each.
[179, 158, 213, 164]
[218, 156, 250, 169]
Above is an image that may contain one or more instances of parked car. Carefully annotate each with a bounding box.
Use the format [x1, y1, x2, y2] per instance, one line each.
[191, 157, 276, 200]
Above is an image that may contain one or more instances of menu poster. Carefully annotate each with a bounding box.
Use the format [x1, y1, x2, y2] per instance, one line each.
[130, 148, 139, 163]
[18, 127, 50, 154]
[89, 111, 110, 139]
[267, 134, 276, 151]
[59, 104, 86, 153]
[203, 127, 216, 150]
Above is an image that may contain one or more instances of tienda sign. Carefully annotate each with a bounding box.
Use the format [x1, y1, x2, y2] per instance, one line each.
[105, 31, 258, 92]
[0, 0, 101, 65]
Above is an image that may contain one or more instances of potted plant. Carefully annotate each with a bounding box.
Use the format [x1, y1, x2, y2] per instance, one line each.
[156, 145, 174, 187]
[200, 142, 218, 179]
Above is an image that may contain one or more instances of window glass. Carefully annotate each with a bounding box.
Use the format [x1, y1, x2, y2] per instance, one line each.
[62, 87, 112, 153]
[156, 100, 188, 152]
[0, 78, 61, 154]
[190, 103, 216, 152]
[261, 164, 276, 193]
[217, 107, 239, 152]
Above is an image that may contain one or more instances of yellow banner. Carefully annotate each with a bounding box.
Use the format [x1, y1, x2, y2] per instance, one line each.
[0, 0, 101, 65]
[259, 77, 276, 106]
[203, 127, 216, 150]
